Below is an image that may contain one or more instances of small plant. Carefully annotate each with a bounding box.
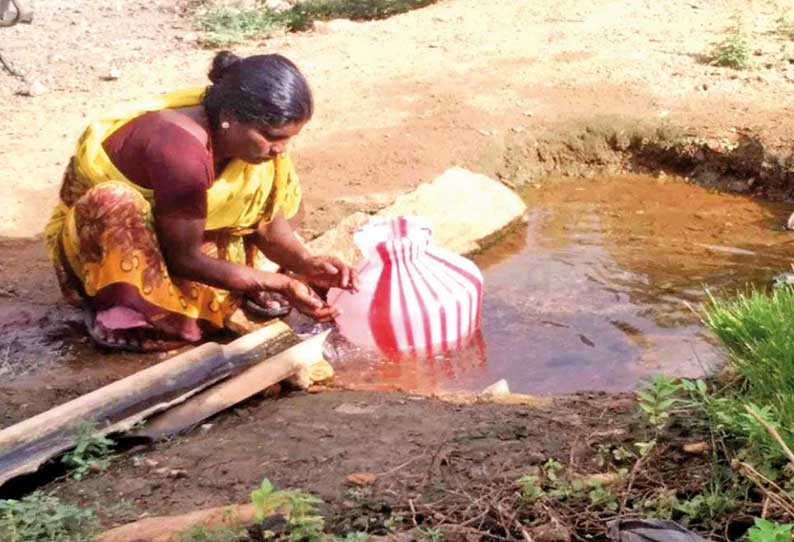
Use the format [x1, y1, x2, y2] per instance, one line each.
[0, 492, 96, 542]
[417, 527, 442, 542]
[709, 15, 752, 69]
[383, 513, 404, 533]
[636, 374, 683, 431]
[673, 491, 736, 523]
[587, 483, 619, 512]
[250, 479, 325, 542]
[517, 474, 545, 502]
[747, 518, 794, 542]
[62, 421, 114, 480]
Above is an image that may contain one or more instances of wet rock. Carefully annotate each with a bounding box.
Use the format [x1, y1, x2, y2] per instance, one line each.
[378, 168, 528, 255]
[306, 212, 370, 265]
[480, 379, 511, 397]
[309, 168, 527, 263]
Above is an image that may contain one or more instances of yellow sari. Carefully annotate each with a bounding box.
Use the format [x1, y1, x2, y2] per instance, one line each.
[45, 88, 301, 336]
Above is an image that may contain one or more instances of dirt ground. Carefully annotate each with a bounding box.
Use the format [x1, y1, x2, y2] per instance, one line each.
[2, 0, 794, 238]
[0, 0, 793, 537]
[49, 390, 645, 534]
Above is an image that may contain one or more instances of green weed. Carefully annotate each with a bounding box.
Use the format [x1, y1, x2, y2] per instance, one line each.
[636, 374, 684, 432]
[748, 518, 794, 542]
[416, 527, 442, 542]
[196, 7, 288, 47]
[193, 0, 439, 46]
[62, 421, 114, 480]
[709, 16, 752, 69]
[286, 0, 438, 30]
[0, 492, 97, 542]
[250, 479, 325, 542]
[518, 474, 545, 502]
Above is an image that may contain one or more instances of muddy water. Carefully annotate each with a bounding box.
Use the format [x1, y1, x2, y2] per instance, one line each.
[329, 175, 794, 394]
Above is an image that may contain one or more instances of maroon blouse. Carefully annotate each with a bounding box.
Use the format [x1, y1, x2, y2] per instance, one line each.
[102, 111, 213, 218]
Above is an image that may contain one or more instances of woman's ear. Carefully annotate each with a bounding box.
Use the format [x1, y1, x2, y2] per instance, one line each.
[218, 110, 233, 130]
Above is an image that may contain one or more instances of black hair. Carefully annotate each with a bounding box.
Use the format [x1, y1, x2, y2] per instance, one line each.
[202, 50, 314, 131]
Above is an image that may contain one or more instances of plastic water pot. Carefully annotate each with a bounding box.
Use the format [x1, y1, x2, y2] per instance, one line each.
[328, 216, 484, 360]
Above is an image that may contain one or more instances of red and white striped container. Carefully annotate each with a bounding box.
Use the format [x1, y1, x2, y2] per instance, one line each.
[328, 216, 484, 360]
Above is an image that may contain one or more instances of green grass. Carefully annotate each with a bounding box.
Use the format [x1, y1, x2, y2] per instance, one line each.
[196, 7, 290, 47]
[0, 492, 97, 542]
[703, 286, 794, 428]
[287, 0, 438, 30]
[194, 0, 439, 47]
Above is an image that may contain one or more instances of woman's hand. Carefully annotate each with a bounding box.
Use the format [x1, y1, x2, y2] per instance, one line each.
[298, 255, 359, 291]
[279, 277, 339, 322]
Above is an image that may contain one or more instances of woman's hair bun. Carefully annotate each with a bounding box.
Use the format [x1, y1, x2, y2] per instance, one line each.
[208, 50, 242, 84]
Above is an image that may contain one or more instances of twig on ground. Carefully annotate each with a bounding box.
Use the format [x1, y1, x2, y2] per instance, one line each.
[736, 461, 794, 517]
[745, 405, 794, 469]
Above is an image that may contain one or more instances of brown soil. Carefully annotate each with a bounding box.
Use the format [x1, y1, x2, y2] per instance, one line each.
[48, 390, 648, 535]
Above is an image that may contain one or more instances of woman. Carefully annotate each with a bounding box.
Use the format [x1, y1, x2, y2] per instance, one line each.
[45, 51, 357, 352]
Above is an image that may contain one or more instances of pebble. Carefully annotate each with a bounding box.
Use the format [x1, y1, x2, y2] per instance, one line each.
[345, 472, 377, 486]
[683, 441, 710, 454]
[103, 66, 121, 81]
[18, 80, 48, 97]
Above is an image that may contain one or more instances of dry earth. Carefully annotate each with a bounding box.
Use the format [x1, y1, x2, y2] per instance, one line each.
[1, 0, 793, 238]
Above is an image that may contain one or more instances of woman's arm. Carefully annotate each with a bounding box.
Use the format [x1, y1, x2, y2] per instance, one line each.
[253, 211, 312, 272]
[254, 213, 358, 290]
[157, 211, 333, 318]
[156, 211, 287, 293]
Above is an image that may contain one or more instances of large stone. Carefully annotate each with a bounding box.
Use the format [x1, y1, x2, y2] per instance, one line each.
[306, 212, 370, 266]
[307, 168, 527, 264]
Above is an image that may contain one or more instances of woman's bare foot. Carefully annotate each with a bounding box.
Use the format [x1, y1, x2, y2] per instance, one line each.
[84, 312, 186, 352]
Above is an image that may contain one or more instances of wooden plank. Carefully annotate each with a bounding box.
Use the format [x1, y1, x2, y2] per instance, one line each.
[139, 331, 330, 441]
[0, 322, 298, 487]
